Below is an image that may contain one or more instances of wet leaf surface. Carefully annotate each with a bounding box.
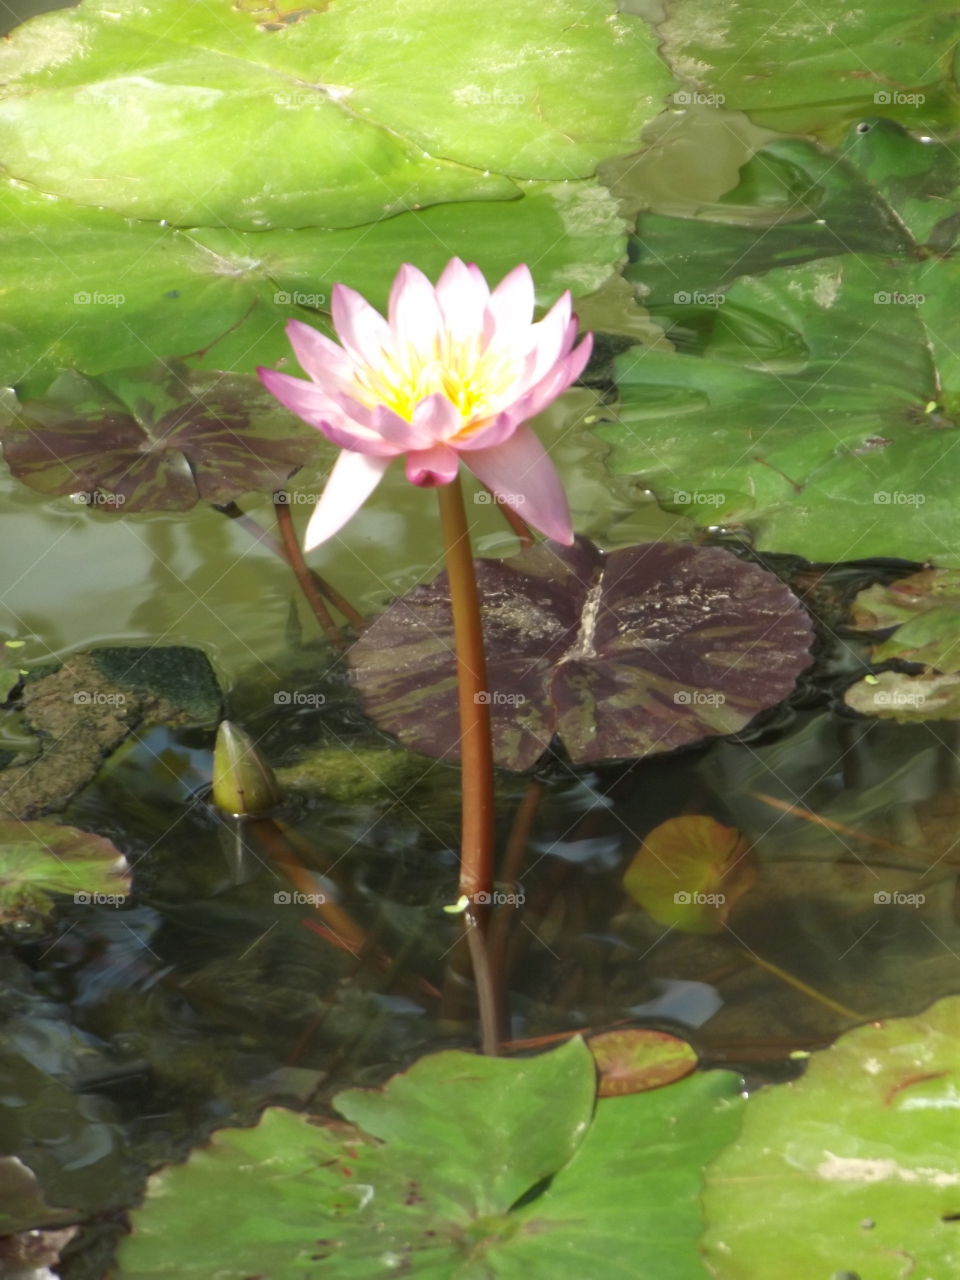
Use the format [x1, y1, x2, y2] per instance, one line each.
[703, 995, 960, 1279]
[348, 539, 814, 770]
[2, 367, 323, 512]
[0, 819, 129, 923]
[117, 1038, 743, 1277]
[587, 1028, 698, 1096]
[623, 814, 755, 934]
[850, 568, 960, 673]
[843, 670, 960, 722]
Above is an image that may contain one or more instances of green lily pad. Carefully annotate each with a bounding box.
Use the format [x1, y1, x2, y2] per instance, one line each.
[2, 366, 325, 512]
[587, 1029, 698, 1096]
[623, 815, 755, 935]
[117, 1037, 744, 1277]
[0, 0, 669, 228]
[850, 569, 960, 673]
[658, 0, 960, 135]
[843, 671, 960, 722]
[348, 539, 814, 770]
[703, 995, 960, 1278]
[0, 819, 130, 922]
[0, 177, 625, 392]
[600, 255, 960, 563]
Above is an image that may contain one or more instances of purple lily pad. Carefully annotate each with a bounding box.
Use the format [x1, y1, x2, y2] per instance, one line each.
[2, 367, 323, 512]
[348, 539, 815, 770]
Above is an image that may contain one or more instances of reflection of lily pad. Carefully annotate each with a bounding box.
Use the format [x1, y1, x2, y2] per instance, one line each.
[844, 671, 960, 722]
[2, 367, 323, 512]
[0, 820, 130, 922]
[659, 0, 959, 135]
[118, 1037, 744, 1277]
[0, 0, 668, 227]
[588, 1029, 698, 1096]
[850, 569, 960, 673]
[623, 815, 755, 934]
[703, 995, 960, 1278]
[349, 539, 814, 770]
[600, 255, 960, 563]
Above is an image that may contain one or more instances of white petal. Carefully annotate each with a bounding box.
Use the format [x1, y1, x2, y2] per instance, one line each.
[303, 451, 391, 550]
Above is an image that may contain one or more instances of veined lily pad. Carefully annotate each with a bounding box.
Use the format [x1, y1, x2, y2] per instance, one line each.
[600, 255, 960, 564]
[850, 569, 960, 673]
[0, 820, 130, 922]
[117, 1037, 744, 1277]
[348, 539, 813, 770]
[587, 1029, 698, 1096]
[658, 0, 960, 135]
[623, 814, 755, 934]
[0, 0, 670, 228]
[2, 366, 325, 512]
[703, 995, 960, 1278]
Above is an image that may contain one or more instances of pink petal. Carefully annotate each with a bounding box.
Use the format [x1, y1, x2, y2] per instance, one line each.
[405, 443, 460, 487]
[435, 258, 491, 343]
[284, 320, 354, 386]
[258, 368, 396, 457]
[411, 392, 462, 442]
[303, 451, 391, 550]
[331, 283, 392, 366]
[388, 265, 443, 352]
[515, 298, 575, 391]
[463, 426, 573, 545]
[453, 408, 521, 453]
[486, 264, 535, 350]
[510, 334, 594, 423]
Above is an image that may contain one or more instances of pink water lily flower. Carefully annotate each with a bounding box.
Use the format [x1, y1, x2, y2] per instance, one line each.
[258, 259, 592, 550]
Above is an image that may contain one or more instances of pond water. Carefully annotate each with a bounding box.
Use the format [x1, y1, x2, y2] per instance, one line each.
[1, 0, 958, 1276]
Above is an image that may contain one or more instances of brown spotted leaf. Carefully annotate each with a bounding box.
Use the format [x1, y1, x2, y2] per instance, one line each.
[588, 1029, 698, 1097]
[349, 539, 814, 770]
[2, 366, 323, 512]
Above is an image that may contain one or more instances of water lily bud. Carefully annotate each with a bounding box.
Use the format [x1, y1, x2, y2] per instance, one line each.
[212, 720, 283, 816]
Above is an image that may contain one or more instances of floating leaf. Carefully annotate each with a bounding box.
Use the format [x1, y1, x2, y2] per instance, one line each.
[117, 1038, 744, 1277]
[0, 177, 626, 391]
[0, 0, 669, 228]
[2, 367, 324, 512]
[0, 820, 130, 922]
[623, 814, 755, 934]
[703, 995, 960, 1278]
[843, 670, 960, 722]
[658, 0, 959, 135]
[850, 569, 960, 673]
[349, 539, 814, 770]
[588, 1029, 698, 1096]
[600, 255, 960, 564]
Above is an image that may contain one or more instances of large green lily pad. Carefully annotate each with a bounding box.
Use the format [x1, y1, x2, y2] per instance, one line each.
[600, 255, 960, 563]
[703, 995, 960, 1278]
[658, 0, 960, 135]
[348, 539, 813, 770]
[0, 0, 670, 228]
[0, 819, 130, 922]
[117, 1037, 744, 1277]
[0, 177, 625, 391]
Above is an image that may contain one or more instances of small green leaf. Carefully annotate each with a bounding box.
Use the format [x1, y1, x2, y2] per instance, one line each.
[0, 820, 130, 922]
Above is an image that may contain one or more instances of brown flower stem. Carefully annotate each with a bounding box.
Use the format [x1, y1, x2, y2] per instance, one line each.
[488, 778, 544, 976]
[496, 498, 534, 549]
[437, 474, 501, 1053]
[273, 497, 347, 648]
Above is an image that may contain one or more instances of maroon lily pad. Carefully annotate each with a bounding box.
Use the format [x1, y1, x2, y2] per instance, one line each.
[587, 1029, 699, 1097]
[2, 366, 323, 512]
[348, 539, 814, 769]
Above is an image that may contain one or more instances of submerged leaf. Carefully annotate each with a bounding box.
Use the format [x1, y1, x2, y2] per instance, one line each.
[349, 539, 814, 770]
[843, 670, 960, 722]
[850, 569, 960, 673]
[0, 820, 130, 923]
